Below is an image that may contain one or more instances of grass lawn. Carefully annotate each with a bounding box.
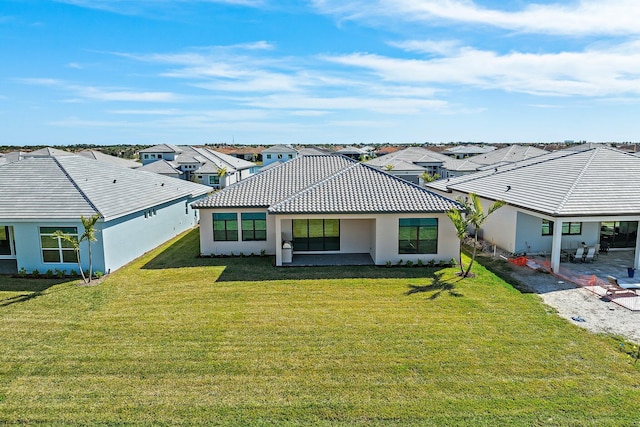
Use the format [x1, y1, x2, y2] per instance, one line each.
[1, 229, 639, 426]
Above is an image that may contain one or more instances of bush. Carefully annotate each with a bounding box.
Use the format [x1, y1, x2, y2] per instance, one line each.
[44, 269, 54, 279]
[396, 259, 403, 267]
[417, 259, 424, 267]
[385, 261, 392, 268]
[427, 259, 436, 267]
[17, 267, 27, 278]
[405, 260, 414, 267]
[94, 271, 104, 279]
[70, 269, 78, 277]
[55, 269, 66, 279]
[31, 269, 40, 278]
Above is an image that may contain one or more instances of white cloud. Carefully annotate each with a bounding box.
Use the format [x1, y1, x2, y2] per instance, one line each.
[324, 41, 640, 97]
[314, 0, 640, 36]
[16, 78, 180, 102]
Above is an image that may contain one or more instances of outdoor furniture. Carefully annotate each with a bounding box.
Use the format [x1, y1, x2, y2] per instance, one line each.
[583, 246, 596, 263]
[570, 247, 585, 263]
[605, 275, 640, 296]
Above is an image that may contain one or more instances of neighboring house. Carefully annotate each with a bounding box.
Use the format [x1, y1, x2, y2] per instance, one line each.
[0, 155, 211, 275]
[192, 155, 461, 266]
[444, 144, 497, 159]
[261, 145, 298, 167]
[229, 146, 264, 162]
[427, 146, 640, 273]
[335, 146, 371, 160]
[366, 147, 454, 183]
[139, 144, 256, 188]
[298, 146, 333, 156]
[77, 149, 141, 169]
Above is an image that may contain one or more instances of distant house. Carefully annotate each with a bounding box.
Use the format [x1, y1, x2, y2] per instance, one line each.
[443, 144, 497, 159]
[427, 146, 640, 272]
[0, 155, 211, 275]
[138, 159, 183, 179]
[192, 155, 461, 266]
[261, 145, 298, 167]
[335, 146, 371, 160]
[139, 144, 257, 188]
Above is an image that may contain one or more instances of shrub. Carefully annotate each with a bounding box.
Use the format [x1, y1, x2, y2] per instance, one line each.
[417, 259, 424, 267]
[94, 271, 104, 279]
[450, 258, 457, 267]
[385, 261, 392, 268]
[44, 269, 54, 279]
[260, 249, 266, 257]
[31, 269, 40, 278]
[17, 267, 27, 278]
[427, 259, 436, 267]
[55, 269, 66, 279]
[405, 260, 414, 267]
[70, 269, 78, 277]
[396, 259, 403, 266]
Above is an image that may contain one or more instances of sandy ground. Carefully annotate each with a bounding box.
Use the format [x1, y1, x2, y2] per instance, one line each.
[507, 263, 640, 344]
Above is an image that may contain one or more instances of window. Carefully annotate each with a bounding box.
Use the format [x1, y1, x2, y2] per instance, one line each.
[542, 220, 582, 236]
[266, 154, 272, 159]
[288, 154, 293, 159]
[143, 154, 149, 159]
[213, 213, 238, 241]
[242, 213, 267, 241]
[209, 175, 220, 185]
[293, 219, 340, 251]
[277, 154, 283, 159]
[398, 218, 438, 254]
[40, 227, 78, 263]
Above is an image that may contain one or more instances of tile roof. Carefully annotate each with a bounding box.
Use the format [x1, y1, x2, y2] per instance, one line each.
[139, 144, 183, 154]
[262, 145, 298, 154]
[77, 150, 141, 168]
[431, 146, 640, 216]
[0, 156, 211, 221]
[192, 155, 461, 214]
[137, 159, 183, 175]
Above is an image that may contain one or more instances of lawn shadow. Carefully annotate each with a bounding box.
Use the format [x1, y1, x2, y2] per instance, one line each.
[0, 277, 70, 308]
[142, 229, 454, 282]
[405, 271, 463, 299]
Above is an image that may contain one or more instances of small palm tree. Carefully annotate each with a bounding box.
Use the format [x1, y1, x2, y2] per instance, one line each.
[420, 172, 440, 184]
[51, 231, 86, 283]
[80, 214, 100, 282]
[384, 164, 394, 171]
[446, 193, 505, 278]
[52, 213, 101, 284]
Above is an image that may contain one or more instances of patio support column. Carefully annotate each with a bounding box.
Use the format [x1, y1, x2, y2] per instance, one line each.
[275, 216, 282, 267]
[634, 229, 640, 270]
[550, 219, 563, 273]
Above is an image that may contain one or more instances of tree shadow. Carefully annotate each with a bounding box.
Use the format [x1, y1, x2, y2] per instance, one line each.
[0, 277, 69, 308]
[405, 272, 463, 299]
[143, 229, 457, 282]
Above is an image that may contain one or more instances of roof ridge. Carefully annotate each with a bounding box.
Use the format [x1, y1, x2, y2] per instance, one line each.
[554, 147, 603, 215]
[269, 157, 358, 210]
[52, 156, 102, 217]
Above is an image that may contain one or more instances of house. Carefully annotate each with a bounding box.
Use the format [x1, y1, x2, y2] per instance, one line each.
[365, 147, 455, 183]
[427, 146, 640, 273]
[192, 155, 462, 266]
[443, 144, 497, 159]
[139, 144, 257, 188]
[261, 145, 298, 167]
[0, 155, 211, 275]
[137, 159, 183, 179]
[335, 146, 371, 160]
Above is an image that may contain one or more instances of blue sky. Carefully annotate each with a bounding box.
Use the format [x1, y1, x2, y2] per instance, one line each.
[2, 0, 640, 146]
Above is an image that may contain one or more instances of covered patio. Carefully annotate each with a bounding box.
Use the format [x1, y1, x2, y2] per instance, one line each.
[286, 253, 375, 267]
[529, 249, 640, 311]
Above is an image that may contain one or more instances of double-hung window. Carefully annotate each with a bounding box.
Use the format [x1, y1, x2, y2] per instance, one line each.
[398, 218, 438, 254]
[40, 227, 78, 263]
[213, 213, 238, 241]
[242, 213, 267, 241]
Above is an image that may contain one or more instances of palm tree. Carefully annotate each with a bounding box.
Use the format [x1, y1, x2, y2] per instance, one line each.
[384, 164, 394, 171]
[80, 214, 100, 282]
[51, 213, 100, 284]
[420, 172, 440, 184]
[51, 231, 86, 283]
[446, 193, 505, 278]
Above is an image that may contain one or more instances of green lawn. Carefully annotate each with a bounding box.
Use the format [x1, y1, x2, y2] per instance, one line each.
[1, 229, 639, 426]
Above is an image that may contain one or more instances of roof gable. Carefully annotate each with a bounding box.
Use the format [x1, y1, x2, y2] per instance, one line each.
[193, 155, 460, 214]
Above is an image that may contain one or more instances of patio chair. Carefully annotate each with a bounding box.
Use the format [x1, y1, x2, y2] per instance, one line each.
[569, 247, 585, 263]
[583, 246, 596, 263]
[605, 275, 640, 296]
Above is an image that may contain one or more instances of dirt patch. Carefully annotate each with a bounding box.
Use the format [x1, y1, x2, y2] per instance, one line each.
[476, 253, 640, 344]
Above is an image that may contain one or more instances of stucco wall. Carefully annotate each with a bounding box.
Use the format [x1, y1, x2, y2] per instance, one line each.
[101, 196, 202, 272]
[198, 208, 275, 256]
[10, 220, 107, 275]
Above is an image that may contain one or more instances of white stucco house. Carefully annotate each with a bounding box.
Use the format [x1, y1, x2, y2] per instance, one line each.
[192, 155, 462, 266]
[139, 144, 257, 188]
[0, 155, 211, 275]
[427, 146, 640, 273]
[261, 145, 298, 167]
